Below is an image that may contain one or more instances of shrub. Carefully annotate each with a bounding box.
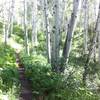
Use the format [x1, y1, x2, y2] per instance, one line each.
[20, 53, 99, 100]
[0, 43, 20, 99]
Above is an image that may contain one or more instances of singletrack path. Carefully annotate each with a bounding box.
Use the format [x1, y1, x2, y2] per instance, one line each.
[16, 53, 33, 100]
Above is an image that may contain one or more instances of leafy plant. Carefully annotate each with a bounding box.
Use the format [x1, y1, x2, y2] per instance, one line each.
[20, 53, 99, 100]
[0, 43, 20, 99]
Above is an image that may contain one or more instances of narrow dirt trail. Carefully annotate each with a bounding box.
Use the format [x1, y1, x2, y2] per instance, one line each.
[16, 52, 33, 100]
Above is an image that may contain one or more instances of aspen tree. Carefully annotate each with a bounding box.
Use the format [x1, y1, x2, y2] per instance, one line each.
[3, 4, 8, 45]
[32, 0, 38, 50]
[43, 0, 51, 63]
[9, 0, 14, 36]
[6, 0, 14, 37]
[96, 3, 100, 63]
[62, 0, 82, 66]
[93, 1, 98, 62]
[23, 0, 29, 55]
[83, 0, 88, 54]
[82, 3, 100, 85]
[51, 0, 60, 72]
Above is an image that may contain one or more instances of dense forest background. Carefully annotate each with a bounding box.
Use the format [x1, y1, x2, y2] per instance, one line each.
[0, 0, 100, 100]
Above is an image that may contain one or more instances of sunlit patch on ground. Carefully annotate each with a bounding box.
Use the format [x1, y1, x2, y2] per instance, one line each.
[1, 36, 23, 51]
[0, 94, 9, 100]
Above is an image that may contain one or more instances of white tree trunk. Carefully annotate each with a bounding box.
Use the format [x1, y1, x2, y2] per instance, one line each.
[3, 5, 8, 45]
[82, 11, 100, 84]
[24, 0, 29, 55]
[3, 23, 7, 45]
[10, 0, 14, 35]
[96, 3, 100, 63]
[51, 0, 60, 71]
[83, 0, 88, 54]
[93, 1, 98, 62]
[43, 0, 51, 63]
[59, 0, 67, 57]
[98, 32, 100, 63]
[59, 0, 67, 30]
[32, 0, 38, 48]
[62, 0, 82, 64]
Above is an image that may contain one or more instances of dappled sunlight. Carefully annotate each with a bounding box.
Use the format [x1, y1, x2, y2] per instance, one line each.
[0, 0, 100, 99]
[1, 36, 23, 50]
[8, 38, 23, 50]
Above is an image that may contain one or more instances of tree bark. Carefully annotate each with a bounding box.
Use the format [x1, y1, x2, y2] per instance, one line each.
[32, 0, 38, 49]
[51, 0, 60, 72]
[83, 0, 88, 54]
[43, 0, 51, 63]
[96, 4, 100, 63]
[9, 0, 14, 36]
[23, 0, 29, 55]
[3, 5, 8, 45]
[82, 3, 100, 85]
[62, 0, 82, 66]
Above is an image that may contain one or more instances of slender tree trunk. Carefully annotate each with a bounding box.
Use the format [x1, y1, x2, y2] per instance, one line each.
[43, 0, 51, 63]
[59, 0, 67, 31]
[10, 0, 14, 36]
[98, 32, 100, 63]
[59, 0, 67, 57]
[51, 0, 60, 72]
[23, 0, 29, 55]
[32, 0, 38, 45]
[31, 0, 38, 53]
[83, 0, 88, 54]
[93, 1, 98, 62]
[82, 32, 98, 85]
[62, 0, 82, 66]
[3, 24, 7, 45]
[3, 6, 8, 45]
[82, 3, 100, 85]
[96, 3, 100, 63]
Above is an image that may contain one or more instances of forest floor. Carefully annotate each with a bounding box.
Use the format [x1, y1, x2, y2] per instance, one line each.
[16, 52, 33, 100]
